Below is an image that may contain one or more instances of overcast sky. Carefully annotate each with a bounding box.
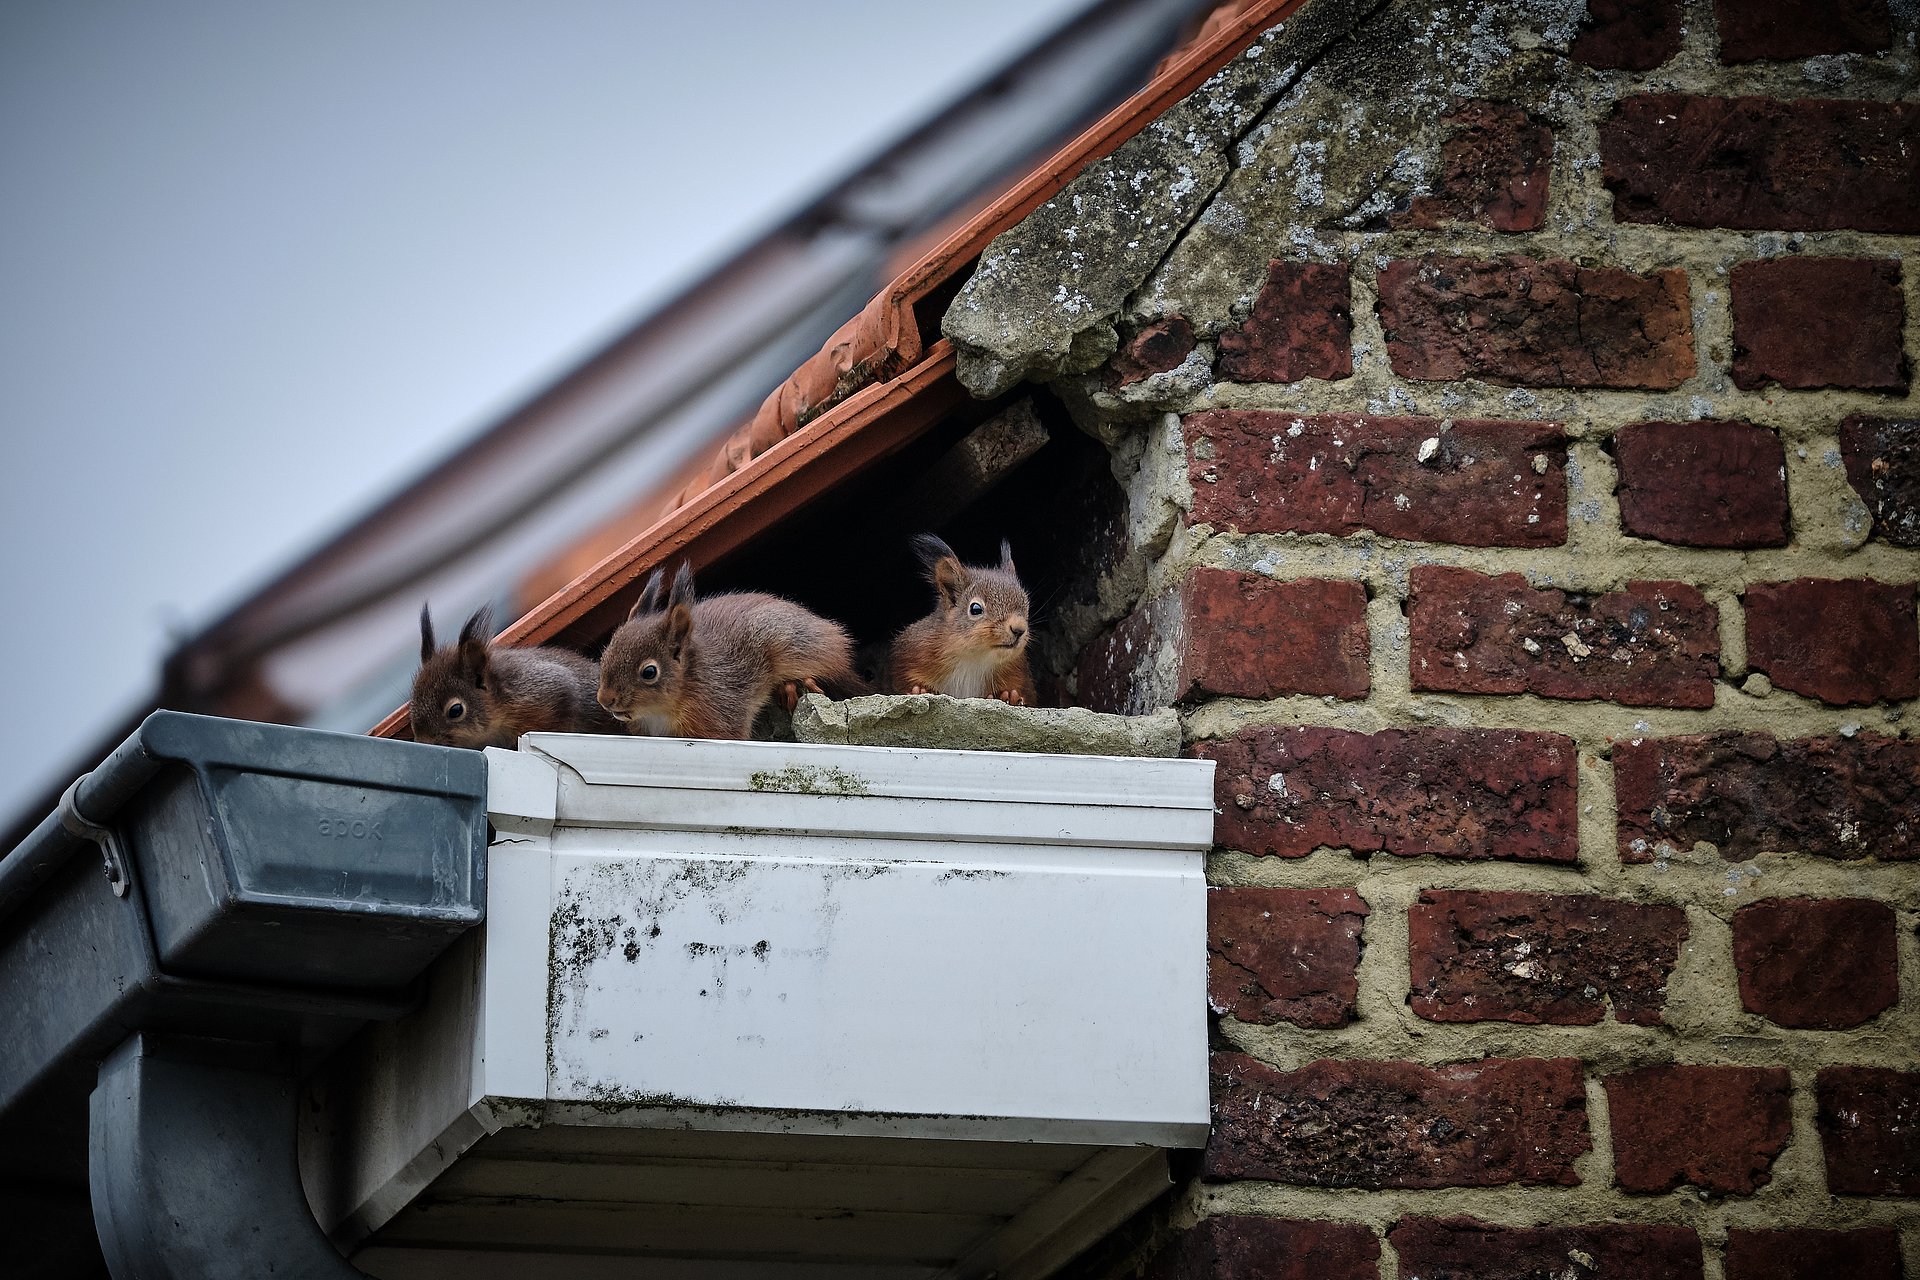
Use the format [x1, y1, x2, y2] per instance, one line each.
[0, 0, 1093, 823]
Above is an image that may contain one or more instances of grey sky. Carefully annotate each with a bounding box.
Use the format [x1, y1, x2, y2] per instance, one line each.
[0, 0, 1091, 822]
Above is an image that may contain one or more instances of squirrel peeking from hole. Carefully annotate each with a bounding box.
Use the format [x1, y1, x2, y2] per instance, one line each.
[596, 563, 868, 741]
[410, 605, 621, 749]
[410, 532, 1037, 750]
[885, 534, 1036, 707]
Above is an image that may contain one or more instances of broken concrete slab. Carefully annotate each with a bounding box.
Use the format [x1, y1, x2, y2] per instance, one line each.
[792, 692, 1181, 758]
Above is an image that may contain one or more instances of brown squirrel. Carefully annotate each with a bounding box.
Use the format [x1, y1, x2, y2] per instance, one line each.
[887, 534, 1036, 705]
[411, 605, 622, 749]
[597, 564, 865, 740]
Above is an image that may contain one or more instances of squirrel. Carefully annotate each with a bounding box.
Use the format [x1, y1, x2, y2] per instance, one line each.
[597, 563, 866, 740]
[887, 534, 1036, 705]
[411, 604, 622, 749]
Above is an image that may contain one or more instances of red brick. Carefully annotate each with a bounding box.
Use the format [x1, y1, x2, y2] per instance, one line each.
[1208, 1053, 1590, 1188]
[1196, 726, 1577, 862]
[1394, 101, 1552, 232]
[1724, 1228, 1904, 1280]
[1606, 1064, 1793, 1195]
[1209, 888, 1369, 1028]
[1108, 315, 1197, 387]
[1075, 569, 1368, 713]
[1186, 410, 1566, 547]
[1734, 897, 1899, 1030]
[1390, 1217, 1703, 1280]
[1378, 255, 1693, 389]
[1818, 1067, 1920, 1195]
[1145, 1216, 1381, 1280]
[1409, 566, 1719, 708]
[1731, 258, 1907, 393]
[1745, 577, 1920, 706]
[1616, 731, 1920, 864]
[1571, 0, 1683, 70]
[1216, 261, 1351, 384]
[1602, 95, 1920, 233]
[1716, 0, 1892, 63]
[1840, 415, 1920, 548]
[1409, 891, 1688, 1027]
[1613, 420, 1789, 549]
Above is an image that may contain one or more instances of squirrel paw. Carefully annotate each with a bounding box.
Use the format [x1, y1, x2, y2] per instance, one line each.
[777, 677, 827, 712]
[908, 684, 929, 696]
[994, 689, 1026, 706]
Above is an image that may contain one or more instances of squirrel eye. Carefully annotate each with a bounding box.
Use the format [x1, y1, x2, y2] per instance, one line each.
[640, 662, 660, 683]
[444, 699, 466, 722]
[968, 600, 985, 617]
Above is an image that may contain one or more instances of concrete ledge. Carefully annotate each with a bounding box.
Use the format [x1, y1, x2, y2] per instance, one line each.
[792, 693, 1180, 758]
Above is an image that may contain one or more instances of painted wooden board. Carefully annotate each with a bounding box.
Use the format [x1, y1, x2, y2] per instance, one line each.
[305, 734, 1214, 1279]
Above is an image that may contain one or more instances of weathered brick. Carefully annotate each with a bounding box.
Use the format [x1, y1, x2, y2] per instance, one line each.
[1378, 255, 1694, 389]
[1409, 891, 1688, 1027]
[1145, 1216, 1381, 1280]
[1571, 0, 1683, 70]
[1613, 420, 1789, 549]
[1840, 415, 1920, 548]
[1394, 101, 1552, 232]
[1209, 888, 1369, 1029]
[1409, 567, 1720, 708]
[1186, 410, 1566, 547]
[1616, 732, 1920, 864]
[1605, 1064, 1793, 1195]
[1731, 258, 1908, 393]
[1109, 316, 1197, 386]
[1076, 569, 1368, 714]
[1716, 0, 1892, 63]
[1389, 1217, 1703, 1280]
[1724, 1228, 1904, 1280]
[1216, 261, 1352, 384]
[1208, 1053, 1590, 1188]
[1734, 897, 1899, 1030]
[1196, 726, 1577, 862]
[1818, 1067, 1920, 1195]
[1602, 95, 1920, 233]
[1745, 577, 1920, 706]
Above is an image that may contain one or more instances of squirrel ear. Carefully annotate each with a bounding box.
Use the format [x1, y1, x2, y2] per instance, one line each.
[911, 534, 965, 605]
[664, 602, 694, 660]
[419, 603, 436, 664]
[668, 562, 696, 611]
[910, 533, 955, 573]
[630, 569, 665, 621]
[457, 606, 493, 682]
[999, 539, 1017, 577]
[930, 554, 968, 607]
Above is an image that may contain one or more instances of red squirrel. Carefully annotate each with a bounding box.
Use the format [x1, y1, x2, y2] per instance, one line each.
[411, 604, 621, 749]
[597, 564, 865, 740]
[887, 534, 1036, 705]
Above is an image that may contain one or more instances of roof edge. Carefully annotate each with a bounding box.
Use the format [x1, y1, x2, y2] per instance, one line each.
[372, 0, 1309, 738]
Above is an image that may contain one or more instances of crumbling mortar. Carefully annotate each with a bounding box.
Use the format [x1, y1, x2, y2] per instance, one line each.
[1190, 1181, 1917, 1269]
[1180, 525, 1919, 618]
[1057, 1, 1920, 1269]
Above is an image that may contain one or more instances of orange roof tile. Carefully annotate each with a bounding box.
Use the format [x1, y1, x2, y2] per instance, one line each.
[373, 0, 1308, 739]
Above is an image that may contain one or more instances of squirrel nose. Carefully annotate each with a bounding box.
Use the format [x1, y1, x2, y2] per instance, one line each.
[1008, 619, 1027, 640]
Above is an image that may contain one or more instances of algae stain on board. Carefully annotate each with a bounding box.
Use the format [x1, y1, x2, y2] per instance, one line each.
[748, 765, 870, 796]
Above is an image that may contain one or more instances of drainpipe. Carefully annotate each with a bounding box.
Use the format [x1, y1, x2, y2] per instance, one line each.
[0, 711, 488, 1278]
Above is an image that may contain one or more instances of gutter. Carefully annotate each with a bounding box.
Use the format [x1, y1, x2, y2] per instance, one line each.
[0, 712, 488, 1278]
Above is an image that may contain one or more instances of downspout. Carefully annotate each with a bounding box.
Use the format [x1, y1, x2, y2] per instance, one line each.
[0, 711, 488, 1280]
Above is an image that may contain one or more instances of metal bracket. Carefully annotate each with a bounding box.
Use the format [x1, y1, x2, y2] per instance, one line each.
[59, 777, 130, 898]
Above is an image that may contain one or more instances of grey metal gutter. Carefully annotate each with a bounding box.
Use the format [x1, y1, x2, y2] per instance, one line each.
[0, 711, 488, 1278]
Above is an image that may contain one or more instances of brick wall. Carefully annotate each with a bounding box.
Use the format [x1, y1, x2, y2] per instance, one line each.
[1043, 0, 1919, 1274]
